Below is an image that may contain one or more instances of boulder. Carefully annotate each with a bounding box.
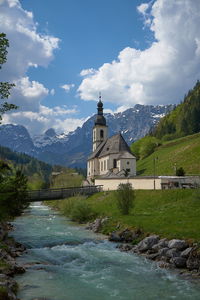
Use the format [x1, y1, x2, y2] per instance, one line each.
[137, 235, 160, 252]
[152, 238, 168, 252]
[168, 239, 188, 251]
[166, 248, 180, 259]
[119, 229, 138, 243]
[109, 231, 122, 242]
[117, 244, 133, 252]
[158, 247, 169, 257]
[181, 247, 193, 259]
[186, 248, 200, 271]
[92, 219, 102, 233]
[171, 257, 187, 268]
[146, 253, 159, 260]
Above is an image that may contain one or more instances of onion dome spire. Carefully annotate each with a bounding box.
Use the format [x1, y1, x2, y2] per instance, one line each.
[95, 92, 106, 126]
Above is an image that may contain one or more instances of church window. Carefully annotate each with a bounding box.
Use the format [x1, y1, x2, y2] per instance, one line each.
[100, 129, 104, 138]
[107, 147, 109, 151]
[127, 161, 130, 165]
[101, 161, 103, 171]
[104, 160, 106, 170]
[113, 159, 117, 168]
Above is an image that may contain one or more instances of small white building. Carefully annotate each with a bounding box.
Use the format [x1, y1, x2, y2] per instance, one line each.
[87, 96, 136, 181]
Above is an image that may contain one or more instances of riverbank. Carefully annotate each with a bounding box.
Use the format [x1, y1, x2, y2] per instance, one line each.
[10, 203, 200, 300]
[87, 218, 200, 280]
[0, 222, 25, 300]
[46, 189, 200, 280]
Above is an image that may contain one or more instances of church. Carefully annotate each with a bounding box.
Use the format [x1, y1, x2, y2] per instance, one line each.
[87, 96, 136, 181]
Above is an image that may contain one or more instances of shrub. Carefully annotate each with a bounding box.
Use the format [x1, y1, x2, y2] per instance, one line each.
[115, 183, 135, 215]
[176, 167, 185, 176]
[130, 136, 161, 160]
[70, 200, 96, 223]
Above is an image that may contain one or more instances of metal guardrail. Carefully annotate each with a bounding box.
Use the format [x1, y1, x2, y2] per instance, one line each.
[27, 185, 103, 202]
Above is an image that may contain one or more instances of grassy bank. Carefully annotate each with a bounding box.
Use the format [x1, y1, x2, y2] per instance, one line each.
[47, 189, 200, 242]
[136, 132, 200, 175]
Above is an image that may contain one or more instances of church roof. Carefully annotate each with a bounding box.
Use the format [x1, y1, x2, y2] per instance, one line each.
[88, 139, 107, 160]
[98, 133, 133, 158]
[88, 133, 135, 160]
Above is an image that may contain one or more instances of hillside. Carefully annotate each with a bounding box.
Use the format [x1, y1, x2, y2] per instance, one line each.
[0, 145, 52, 189]
[152, 80, 200, 140]
[136, 132, 200, 175]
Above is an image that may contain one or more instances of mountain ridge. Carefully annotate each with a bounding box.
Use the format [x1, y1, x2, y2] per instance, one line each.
[0, 104, 174, 168]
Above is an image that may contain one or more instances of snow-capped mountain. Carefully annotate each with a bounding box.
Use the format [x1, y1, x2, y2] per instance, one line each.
[0, 104, 174, 168]
[0, 124, 35, 156]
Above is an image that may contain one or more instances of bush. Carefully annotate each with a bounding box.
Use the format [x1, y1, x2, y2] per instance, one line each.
[70, 200, 96, 223]
[115, 183, 135, 215]
[130, 136, 161, 160]
[176, 167, 185, 176]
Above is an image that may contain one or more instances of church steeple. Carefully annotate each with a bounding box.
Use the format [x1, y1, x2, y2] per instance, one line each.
[95, 93, 106, 126]
[93, 93, 108, 151]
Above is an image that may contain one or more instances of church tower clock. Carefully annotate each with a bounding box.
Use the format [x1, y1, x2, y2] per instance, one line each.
[93, 94, 108, 151]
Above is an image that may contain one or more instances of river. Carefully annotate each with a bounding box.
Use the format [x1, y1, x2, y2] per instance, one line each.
[10, 202, 200, 300]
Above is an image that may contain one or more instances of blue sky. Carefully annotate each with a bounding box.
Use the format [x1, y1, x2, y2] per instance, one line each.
[1, 0, 200, 135]
[21, 0, 150, 116]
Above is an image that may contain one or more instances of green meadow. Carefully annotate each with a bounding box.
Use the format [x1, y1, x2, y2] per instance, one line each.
[47, 189, 200, 242]
[137, 132, 200, 176]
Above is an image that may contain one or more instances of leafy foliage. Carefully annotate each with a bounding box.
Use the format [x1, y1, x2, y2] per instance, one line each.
[130, 136, 161, 160]
[0, 33, 17, 122]
[151, 80, 200, 140]
[176, 167, 185, 176]
[70, 199, 96, 223]
[0, 163, 29, 220]
[115, 183, 135, 215]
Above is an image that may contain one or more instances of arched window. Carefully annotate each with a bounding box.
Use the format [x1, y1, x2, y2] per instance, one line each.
[100, 129, 104, 138]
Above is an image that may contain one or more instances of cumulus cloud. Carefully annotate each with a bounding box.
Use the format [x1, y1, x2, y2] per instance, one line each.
[60, 83, 75, 92]
[0, 0, 83, 135]
[2, 105, 81, 136]
[78, 0, 200, 106]
[0, 0, 59, 81]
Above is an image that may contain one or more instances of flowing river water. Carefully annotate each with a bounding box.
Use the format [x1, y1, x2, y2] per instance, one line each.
[10, 203, 200, 300]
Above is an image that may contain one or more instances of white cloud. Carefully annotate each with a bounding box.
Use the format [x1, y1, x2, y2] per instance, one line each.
[60, 83, 75, 92]
[2, 104, 81, 136]
[0, 0, 69, 135]
[80, 68, 96, 77]
[50, 89, 55, 96]
[0, 0, 59, 81]
[137, 3, 149, 15]
[78, 0, 200, 106]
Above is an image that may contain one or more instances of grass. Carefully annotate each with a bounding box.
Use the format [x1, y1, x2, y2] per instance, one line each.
[50, 171, 83, 188]
[137, 132, 200, 175]
[48, 189, 200, 242]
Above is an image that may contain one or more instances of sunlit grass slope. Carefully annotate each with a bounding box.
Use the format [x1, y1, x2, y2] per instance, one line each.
[136, 132, 200, 176]
[49, 189, 200, 242]
[50, 169, 83, 188]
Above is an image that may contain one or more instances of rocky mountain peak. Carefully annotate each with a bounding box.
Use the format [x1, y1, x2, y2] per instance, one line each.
[44, 128, 57, 137]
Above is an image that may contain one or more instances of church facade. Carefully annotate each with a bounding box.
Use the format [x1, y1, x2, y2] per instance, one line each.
[87, 96, 136, 181]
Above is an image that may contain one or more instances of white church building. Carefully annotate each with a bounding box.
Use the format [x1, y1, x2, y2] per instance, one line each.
[87, 96, 136, 181]
[87, 96, 200, 190]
